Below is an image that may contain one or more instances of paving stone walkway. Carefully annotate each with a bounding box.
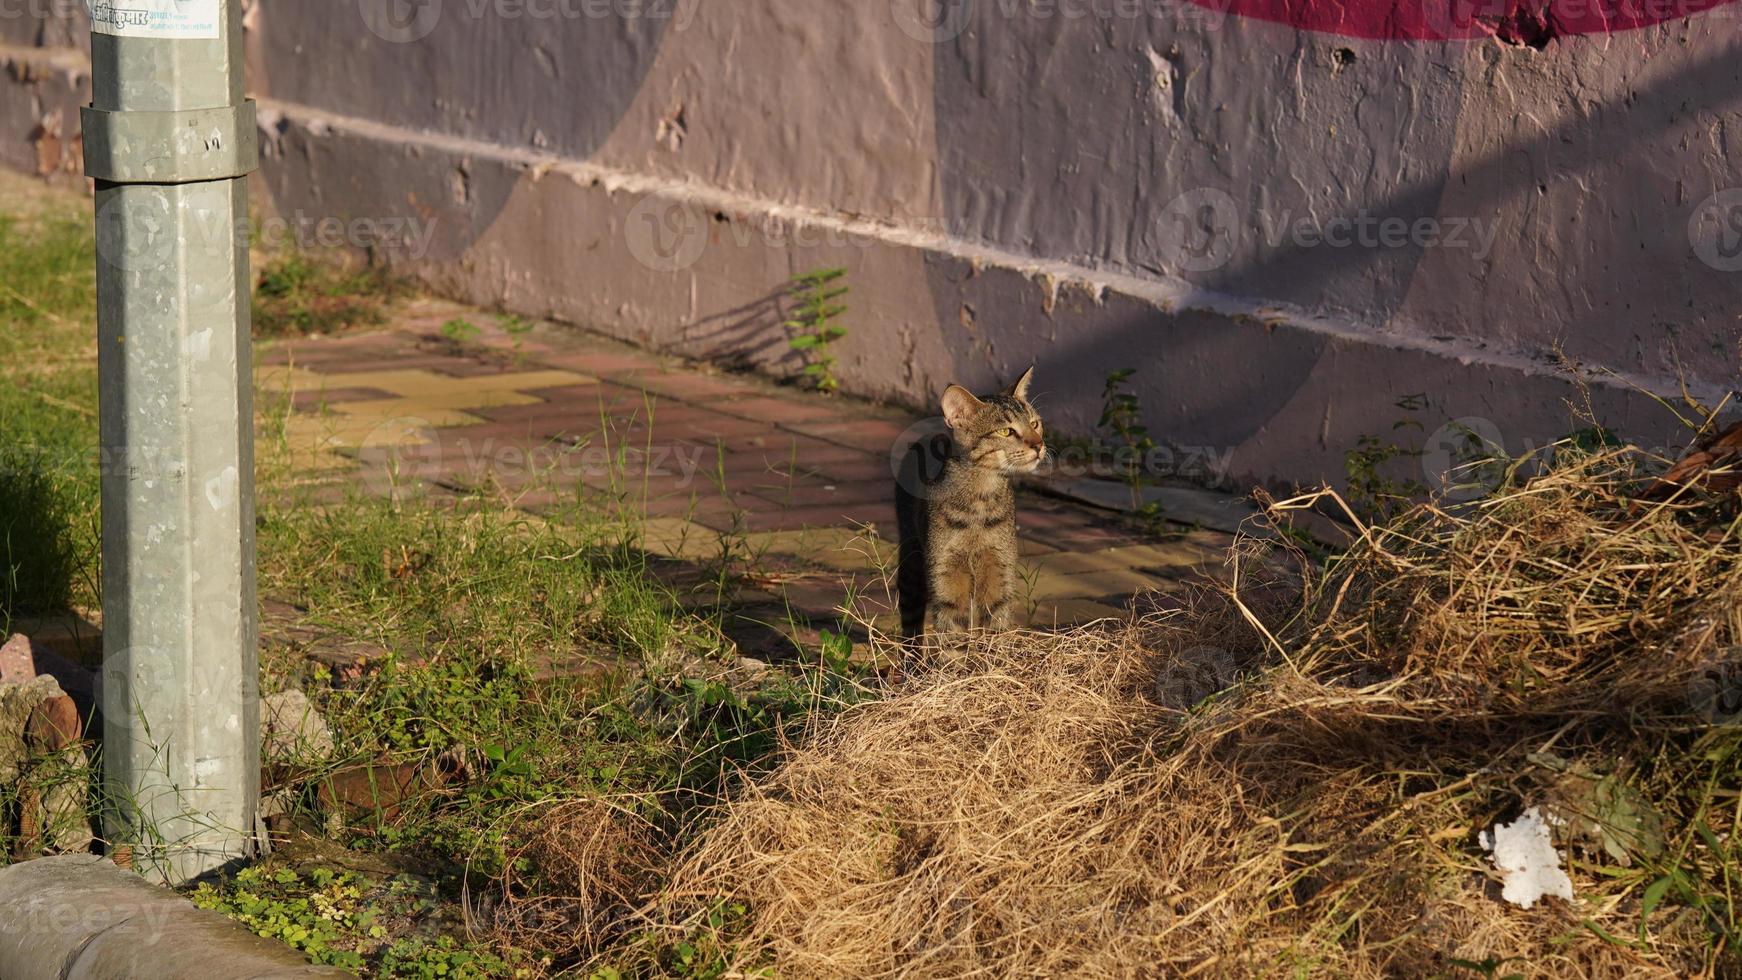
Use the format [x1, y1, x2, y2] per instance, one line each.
[256, 298, 1245, 660]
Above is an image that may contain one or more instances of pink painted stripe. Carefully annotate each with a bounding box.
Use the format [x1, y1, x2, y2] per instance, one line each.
[1184, 0, 1737, 42]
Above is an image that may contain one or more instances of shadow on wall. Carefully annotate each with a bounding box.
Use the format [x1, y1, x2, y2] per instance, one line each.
[1187, 38, 1742, 380]
[921, 34, 1742, 484]
[684, 285, 797, 375]
[247, 3, 1742, 488]
[930, 11, 1742, 389]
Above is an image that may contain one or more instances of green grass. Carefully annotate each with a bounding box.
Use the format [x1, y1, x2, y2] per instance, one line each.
[0, 209, 100, 621]
[253, 250, 408, 338]
[246, 486, 870, 974]
[191, 865, 518, 975]
[0, 208, 407, 619]
[0, 182, 869, 975]
[440, 317, 482, 343]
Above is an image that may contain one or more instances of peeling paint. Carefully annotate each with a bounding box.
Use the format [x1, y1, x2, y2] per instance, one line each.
[183, 327, 212, 362]
[193, 756, 222, 787]
[203, 465, 238, 512]
[1038, 273, 1060, 316]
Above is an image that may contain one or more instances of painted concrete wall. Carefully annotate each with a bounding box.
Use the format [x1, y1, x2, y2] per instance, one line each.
[4, 0, 1740, 492]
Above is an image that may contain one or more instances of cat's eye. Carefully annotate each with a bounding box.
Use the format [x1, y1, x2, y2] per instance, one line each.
[999, 427, 1017, 437]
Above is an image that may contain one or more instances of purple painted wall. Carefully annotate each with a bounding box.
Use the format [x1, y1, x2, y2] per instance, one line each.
[2, 0, 1738, 492]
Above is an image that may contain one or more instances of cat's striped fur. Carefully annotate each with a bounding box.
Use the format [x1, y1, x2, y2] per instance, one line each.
[895, 368, 1044, 644]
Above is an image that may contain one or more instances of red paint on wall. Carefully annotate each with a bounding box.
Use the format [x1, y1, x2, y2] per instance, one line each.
[1185, 0, 1738, 42]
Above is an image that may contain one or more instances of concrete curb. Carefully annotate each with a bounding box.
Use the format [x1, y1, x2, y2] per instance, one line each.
[0, 854, 353, 979]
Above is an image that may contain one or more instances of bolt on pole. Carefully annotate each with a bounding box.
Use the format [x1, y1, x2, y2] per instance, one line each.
[83, 0, 261, 885]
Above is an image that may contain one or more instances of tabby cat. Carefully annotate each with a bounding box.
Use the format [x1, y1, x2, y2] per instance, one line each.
[895, 367, 1045, 644]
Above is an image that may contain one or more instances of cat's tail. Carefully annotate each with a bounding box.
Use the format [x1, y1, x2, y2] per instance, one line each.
[894, 442, 929, 644]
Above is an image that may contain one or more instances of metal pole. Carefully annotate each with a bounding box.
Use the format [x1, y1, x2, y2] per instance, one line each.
[84, 0, 260, 884]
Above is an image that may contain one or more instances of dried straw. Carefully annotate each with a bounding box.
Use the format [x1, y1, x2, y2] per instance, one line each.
[655, 446, 1741, 978]
[492, 799, 664, 961]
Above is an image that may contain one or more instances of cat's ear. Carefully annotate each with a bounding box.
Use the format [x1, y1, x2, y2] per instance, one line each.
[940, 384, 985, 429]
[1003, 365, 1035, 401]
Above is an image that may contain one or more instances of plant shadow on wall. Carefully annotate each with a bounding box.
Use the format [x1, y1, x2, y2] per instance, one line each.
[677, 286, 785, 371]
[683, 267, 853, 389]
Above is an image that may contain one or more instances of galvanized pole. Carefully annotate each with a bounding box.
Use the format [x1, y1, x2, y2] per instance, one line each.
[83, 0, 260, 884]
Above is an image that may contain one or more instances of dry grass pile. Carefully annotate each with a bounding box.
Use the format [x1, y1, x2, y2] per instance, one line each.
[655, 445, 1742, 977]
[489, 800, 664, 961]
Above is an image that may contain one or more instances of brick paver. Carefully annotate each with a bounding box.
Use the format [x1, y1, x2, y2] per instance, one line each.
[258, 297, 1242, 661]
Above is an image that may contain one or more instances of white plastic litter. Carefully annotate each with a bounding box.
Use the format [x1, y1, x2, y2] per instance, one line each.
[1479, 806, 1574, 909]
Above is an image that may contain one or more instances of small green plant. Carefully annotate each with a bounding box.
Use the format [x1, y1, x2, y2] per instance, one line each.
[191, 866, 516, 977]
[1443, 956, 1527, 980]
[440, 318, 482, 344]
[819, 628, 853, 675]
[1097, 369, 1164, 529]
[1344, 393, 1429, 520]
[602, 896, 769, 979]
[784, 268, 849, 393]
[494, 313, 536, 364]
[190, 866, 373, 971]
[253, 251, 406, 337]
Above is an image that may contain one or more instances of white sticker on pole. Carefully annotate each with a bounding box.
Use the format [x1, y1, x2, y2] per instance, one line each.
[89, 0, 220, 39]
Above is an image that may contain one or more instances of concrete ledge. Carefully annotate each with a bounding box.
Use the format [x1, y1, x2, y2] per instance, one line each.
[247, 98, 1722, 494]
[0, 854, 351, 979]
[0, 37, 1721, 492]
